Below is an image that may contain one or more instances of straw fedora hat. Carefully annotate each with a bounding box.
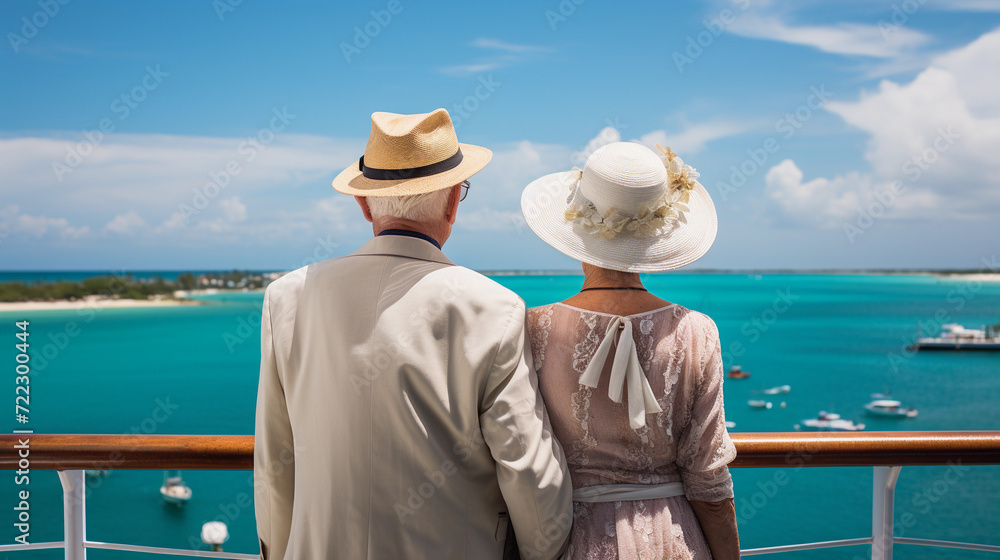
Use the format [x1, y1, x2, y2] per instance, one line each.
[332, 108, 492, 197]
[520, 142, 717, 273]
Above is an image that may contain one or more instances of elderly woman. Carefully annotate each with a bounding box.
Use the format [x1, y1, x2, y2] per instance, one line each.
[520, 142, 739, 559]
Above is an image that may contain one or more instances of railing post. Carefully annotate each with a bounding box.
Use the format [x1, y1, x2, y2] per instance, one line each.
[57, 470, 86, 560]
[871, 466, 901, 560]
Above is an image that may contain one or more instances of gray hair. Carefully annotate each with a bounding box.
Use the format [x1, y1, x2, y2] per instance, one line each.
[365, 188, 452, 222]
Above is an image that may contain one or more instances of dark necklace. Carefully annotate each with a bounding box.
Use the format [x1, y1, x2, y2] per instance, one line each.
[579, 286, 647, 292]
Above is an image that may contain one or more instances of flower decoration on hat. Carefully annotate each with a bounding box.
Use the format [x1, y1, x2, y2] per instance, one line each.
[563, 145, 701, 239]
[657, 144, 700, 204]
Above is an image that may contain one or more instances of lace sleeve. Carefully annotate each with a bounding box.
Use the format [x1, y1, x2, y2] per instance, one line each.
[676, 316, 737, 502]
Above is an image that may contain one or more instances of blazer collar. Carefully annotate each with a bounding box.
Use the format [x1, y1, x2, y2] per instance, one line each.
[351, 234, 454, 266]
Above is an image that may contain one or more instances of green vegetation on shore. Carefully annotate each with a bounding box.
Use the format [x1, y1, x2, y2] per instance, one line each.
[0, 271, 271, 303]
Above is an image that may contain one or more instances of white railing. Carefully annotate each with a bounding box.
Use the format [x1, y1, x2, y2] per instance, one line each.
[740, 465, 1000, 558]
[0, 470, 256, 559]
[0, 432, 997, 559]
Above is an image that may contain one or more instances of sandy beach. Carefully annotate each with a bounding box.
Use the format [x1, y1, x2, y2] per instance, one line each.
[0, 296, 205, 312]
[933, 273, 1000, 283]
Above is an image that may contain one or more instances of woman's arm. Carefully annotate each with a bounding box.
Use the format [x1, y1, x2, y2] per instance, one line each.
[690, 498, 740, 560]
[675, 316, 740, 558]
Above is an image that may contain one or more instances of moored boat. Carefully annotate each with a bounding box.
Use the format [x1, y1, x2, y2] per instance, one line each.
[763, 384, 791, 395]
[798, 411, 865, 431]
[728, 365, 751, 379]
[748, 399, 772, 409]
[865, 399, 918, 418]
[910, 323, 1000, 351]
[160, 470, 192, 505]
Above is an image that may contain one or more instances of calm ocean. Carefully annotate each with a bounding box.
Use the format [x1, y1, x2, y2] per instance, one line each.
[0, 273, 997, 559]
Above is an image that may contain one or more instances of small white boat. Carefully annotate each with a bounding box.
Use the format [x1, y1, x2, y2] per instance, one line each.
[748, 400, 772, 409]
[160, 470, 192, 505]
[725, 421, 737, 429]
[865, 399, 918, 418]
[910, 323, 1000, 351]
[799, 411, 865, 432]
[763, 385, 791, 395]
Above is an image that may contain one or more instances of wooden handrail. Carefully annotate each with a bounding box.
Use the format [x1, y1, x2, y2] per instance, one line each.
[1, 431, 998, 471]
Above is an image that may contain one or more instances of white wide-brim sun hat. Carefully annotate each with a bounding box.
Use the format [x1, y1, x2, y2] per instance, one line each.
[520, 142, 717, 273]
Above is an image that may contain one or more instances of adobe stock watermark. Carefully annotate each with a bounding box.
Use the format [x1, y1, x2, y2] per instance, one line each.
[878, 0, 927, 41]
[177, 107, 295, 224]
[673, 0, 751, 73]
[28, 269, 133, 374]
[715, 84, 833, 203]
[340, 0, 408, 64]
[80, 396, 181, 496]
[212, 0, 244, 21]
[843, 126, 959, 244]
[450, 74, 502, 130]
[569, 117, 627, 166]
[736, 440, 821, 526]
[854, 461, 972, 560]
[520, 512, 573, 560]
[393, 459, 459, 523]
[512, 118, 627, 234]
[721, 288, 799, 365]
[7, 0, 70, 54]
[545, 0, 586, 31]
[51, 65, 169, 182]
[222, 234, 341, 354]
[187, 441, 303, 552]
[350, 276, 468, 393]
[393, 426, 490, 523]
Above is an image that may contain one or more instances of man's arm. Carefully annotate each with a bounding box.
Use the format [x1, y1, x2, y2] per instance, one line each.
[480, 300, 574, 560]
[253, 287, 296, 560]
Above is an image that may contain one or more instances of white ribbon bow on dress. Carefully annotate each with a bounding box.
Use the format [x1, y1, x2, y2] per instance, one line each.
[579, 316, 663, 430]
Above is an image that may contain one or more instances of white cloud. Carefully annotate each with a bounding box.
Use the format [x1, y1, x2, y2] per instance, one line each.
[469, 38, 549, 53]
[635, 120, 753, 155]
[931, 0, 1000, 11]
[103, 211, 146, 235]
[764, 159, 941, 227]
[0, 132, 357, 244]
[728, 10, 930, 58]
[571, 126, 621, 165]
[440, 62, 505, 76]
[766, 26, 1000, 225]
[219, 196, 247, 223]
[0, 205, 90, 239]
[440, 37, 548, 75]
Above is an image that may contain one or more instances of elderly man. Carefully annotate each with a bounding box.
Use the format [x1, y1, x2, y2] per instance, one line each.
[253, 108, 573, 559]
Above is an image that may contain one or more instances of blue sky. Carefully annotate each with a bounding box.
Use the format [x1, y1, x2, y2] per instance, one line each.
[2, 0, 999, 271]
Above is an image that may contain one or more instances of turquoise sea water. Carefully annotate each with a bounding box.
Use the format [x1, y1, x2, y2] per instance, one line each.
[0, 273, 998, 559]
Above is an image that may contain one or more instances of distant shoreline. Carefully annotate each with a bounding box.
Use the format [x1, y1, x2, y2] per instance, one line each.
[480, 270, 1000, 280]
[0, 296, 205, 313]
[1, 271, 998, 312]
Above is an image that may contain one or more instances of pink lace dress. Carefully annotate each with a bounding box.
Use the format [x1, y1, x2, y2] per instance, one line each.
[527, 302, 736, 560]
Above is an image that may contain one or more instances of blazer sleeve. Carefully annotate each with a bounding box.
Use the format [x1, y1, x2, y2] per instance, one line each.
[479, 300, 574, 560]
[254, 286, 296, 559]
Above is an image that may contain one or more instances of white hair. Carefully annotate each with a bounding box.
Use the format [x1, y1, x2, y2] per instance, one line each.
[365, 188, 452, 222]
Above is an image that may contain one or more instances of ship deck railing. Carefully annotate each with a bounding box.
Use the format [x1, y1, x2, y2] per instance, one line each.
[0, 431, 998, 559]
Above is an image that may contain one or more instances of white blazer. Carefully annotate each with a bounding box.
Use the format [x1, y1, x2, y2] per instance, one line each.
[254, 234, 573, 559]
